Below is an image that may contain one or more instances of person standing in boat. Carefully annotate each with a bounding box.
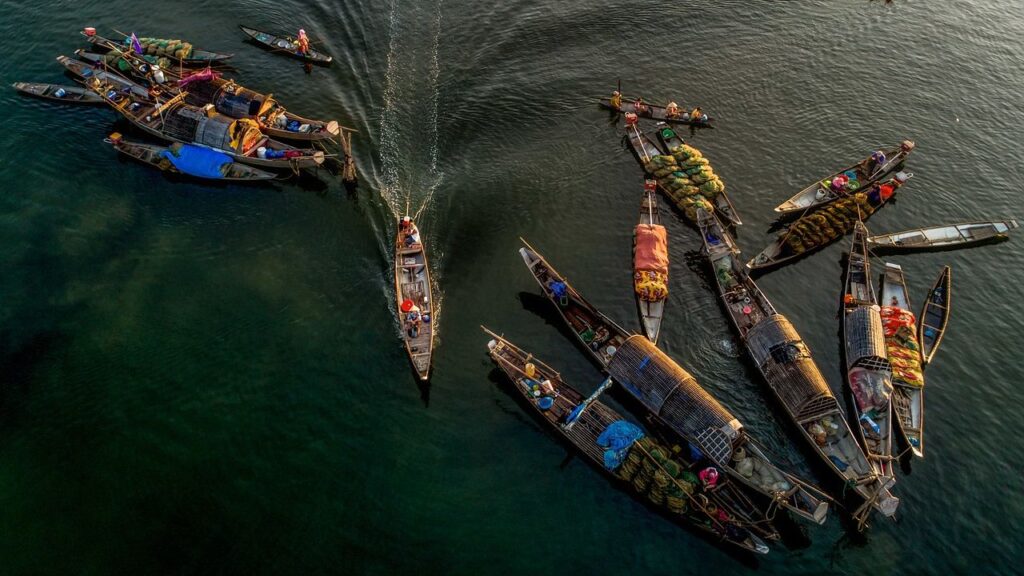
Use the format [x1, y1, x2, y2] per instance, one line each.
[665, 101, 681, 118]
[296, 29, 310, 55]
[610, 90, 622, 110]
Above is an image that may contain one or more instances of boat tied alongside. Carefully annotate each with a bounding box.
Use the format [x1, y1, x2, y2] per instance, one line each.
[867, 220, 1017, 254]
[633, 179, 668, 343]
[879, 263, 926, 458]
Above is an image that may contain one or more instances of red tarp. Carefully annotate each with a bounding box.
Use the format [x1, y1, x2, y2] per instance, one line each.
[635, 225, 669, 274]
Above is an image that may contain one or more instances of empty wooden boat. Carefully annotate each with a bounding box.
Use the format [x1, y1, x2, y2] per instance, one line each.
[774, 141, 914, 216]
[108, 133, 277, 181]
[867, 220, 1017, 253]
[655, 125, 742, 226]
[396, 217, 434, 380]
[919, 266, 952, 367]
[879, 263, 925, 458]
[12, 81, 103, 104]
[698, 209, 898, 518]
[841, 223, 897, 482]
[484, 329, 773, 555]
[633, 180, 668, 343]
[747, 172, 912, 273]
[239, 25, 333, 65]
[520, 240, 831, 525]
[600, 96, 713, 128]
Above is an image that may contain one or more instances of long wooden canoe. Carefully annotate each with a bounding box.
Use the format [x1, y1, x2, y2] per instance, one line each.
[484, 329, 772, 554]
[841, 222, 897, 482]
[57, 54, 151, 99]
[773, 142, 914, 216]
[239, 25, 333, 65]
[396, 218, 434, 380]
[919, 266, 952, 367]
[75, 48, 340, 143]
[654, 125, 742, 226]
[868, 220, 1017, 254]
[12, 81, 103, 104]
[633, 180, 666, 343]
[747, 172, 912, 273]
[697, 208, 898, 518]
[599, 97, 713, 128]
[109, 135, 277, 181]
[879, 263, 925, 458]
[83, 31, 233, 66]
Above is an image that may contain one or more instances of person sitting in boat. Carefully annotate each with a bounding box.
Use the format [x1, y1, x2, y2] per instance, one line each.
[633, 96, 648, 115]
[296, 29, 311, 55]
[665, 101, 680, 118]
[610, 90, 622, 110]
[689, 107, 703, 122]
[400, 216, 420, 247]
[406, 304, 422, 337]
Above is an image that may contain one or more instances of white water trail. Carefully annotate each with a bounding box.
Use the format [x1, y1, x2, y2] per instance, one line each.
[413, 0, 445, 221]
[378, 0, 405, 219]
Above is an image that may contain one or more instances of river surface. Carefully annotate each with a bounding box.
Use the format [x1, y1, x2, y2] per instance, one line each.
[1, 0, 1022, 574]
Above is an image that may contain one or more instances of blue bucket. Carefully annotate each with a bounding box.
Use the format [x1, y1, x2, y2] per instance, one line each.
[538, 397, 554, 411]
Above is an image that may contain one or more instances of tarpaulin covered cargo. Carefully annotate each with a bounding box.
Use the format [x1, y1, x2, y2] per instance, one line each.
[634, 224, 668, 274]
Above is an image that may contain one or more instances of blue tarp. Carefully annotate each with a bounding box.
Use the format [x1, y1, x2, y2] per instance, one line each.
[596, 420, 644, 470]
[161, 145, 231, 179]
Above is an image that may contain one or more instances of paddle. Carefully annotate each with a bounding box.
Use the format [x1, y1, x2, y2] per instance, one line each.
[562, 376, 613, 430]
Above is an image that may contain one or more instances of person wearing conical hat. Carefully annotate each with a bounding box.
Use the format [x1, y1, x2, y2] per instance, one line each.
[665, 101, 680, 118]
[297, 29, 310, 55]
[610, 90, 622, 110]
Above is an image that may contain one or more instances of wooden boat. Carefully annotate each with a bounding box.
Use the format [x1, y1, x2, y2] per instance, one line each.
[84, 76, 325, 170]
[655, 124, 743, 226]
[773, 141, 914, 216]
[75, 48, 340, 142]
[520, 240, 831, 524]
[57, 54, 151, 99]
[879, 263, 925, 458]
[484, 329, 773, 555]
[12, 81, 103, 104]
[599, 96, 713, 128]
[919, 266, 952, 367]
[108, 134, 277, 181]
[396, 217, 434, 380]
[747, 172, 912, 273]
[519, 239, 631, 368]
[633, 180, 667, 343]
[841, 223, 897, 482]
[697, 209, 898, 518]
[239, 25, 333, 65]
[624, 122, 664, 165]
[867, 220, 1018, 254]
[83, 30, 233, 66]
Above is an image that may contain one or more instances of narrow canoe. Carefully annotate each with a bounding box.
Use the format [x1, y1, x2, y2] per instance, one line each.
[396, 218, 434, 380]
[599, 97, 713, 128]
[655, 124, 742, 226]
[75, 48, 341, 142]
[519, 239, 631, 368]
[747, 172, 912, 273]
[773, 142, 914, 216]
[83, 31, 233, 66]
[879, 263, 925, 458]
[868, 220, 1017, 254]
[12, 81, 104, 104]
[633, 180, 666, 343]
[57, 54, 151, 99]
[520, 240, 831, 525]
[697, 208, 898, 518]
[239, 25, 333, 65]
[919, 266, 952, 367]
[85, 77, 325, 170]
[109, 136, 277, 181]
[484, 329, 772, 555]
[841, 222, 897, 482]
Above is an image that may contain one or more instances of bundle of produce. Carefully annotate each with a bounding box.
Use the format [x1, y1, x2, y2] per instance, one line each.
[617, 437, 696, 515]
[643, 155, 679, 179]
[635, 270, 668, 301]
[127, 37, 194, 60]
[670, 143, 726, 200]
[880, 307, 924, 387]
[781, 192, 876, 255]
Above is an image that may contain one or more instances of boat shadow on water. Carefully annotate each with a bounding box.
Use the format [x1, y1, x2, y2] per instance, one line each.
[486, 365, 763, 567]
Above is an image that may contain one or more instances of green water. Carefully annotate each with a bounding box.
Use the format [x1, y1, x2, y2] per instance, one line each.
[1, 0, 1022, 574]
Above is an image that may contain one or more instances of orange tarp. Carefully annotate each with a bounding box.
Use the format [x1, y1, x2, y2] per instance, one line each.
[635, 224, 669, 274]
